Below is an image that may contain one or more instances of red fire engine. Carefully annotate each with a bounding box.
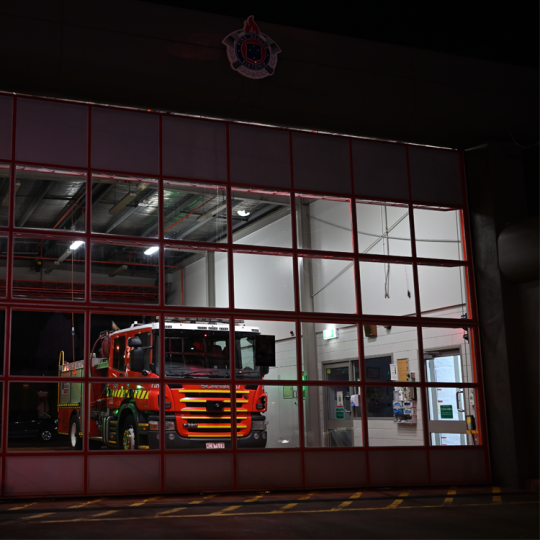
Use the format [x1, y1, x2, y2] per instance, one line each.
[58, 319, 275, 450]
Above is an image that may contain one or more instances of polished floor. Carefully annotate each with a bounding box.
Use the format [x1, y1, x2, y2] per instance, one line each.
[0, 486, 538, 539]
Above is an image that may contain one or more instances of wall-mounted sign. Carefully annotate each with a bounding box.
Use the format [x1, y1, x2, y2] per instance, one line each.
[222, 16, 281, 79]
[323, 328, 338, 340]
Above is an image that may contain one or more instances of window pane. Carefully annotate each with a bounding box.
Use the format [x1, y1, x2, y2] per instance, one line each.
[165, 247, 228, 308]
[232, 187, 292, 248]
[0, 235, 7, 297]
[360, 261, 416, 316]
[233, 253, 294, 311]
[299, 257, 356, 314]
[0, 163, 10, 226]
[241, 385, 299, 449]
[423, 326, 475, 384]
[356, 200, 411, 257]
[91, 242, 159, 304]
[367, 386, 424, 446]
[427, 387, 480, 447]
[15, 166, 86, 232]
[163, 180, 227, 242]
[301, 323, 359, 381]
[13, 237, 85, 301]
[304, 385, 363, 448]
[238, 319, 296, 382]
[413, 206, 465, 260]
[418, 265, 468, 318]
[90, 313, 158, 377]
[296, 195, 353, 252]
[8, 382, 76, 451]
[10, 310, 84, 376]
[91, 173, 158, 237]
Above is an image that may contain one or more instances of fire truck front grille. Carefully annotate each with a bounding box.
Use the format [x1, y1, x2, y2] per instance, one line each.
[178, 389, 252, 438]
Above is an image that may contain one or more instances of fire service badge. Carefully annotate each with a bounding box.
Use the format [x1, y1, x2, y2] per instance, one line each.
[222, 16, 281, 79]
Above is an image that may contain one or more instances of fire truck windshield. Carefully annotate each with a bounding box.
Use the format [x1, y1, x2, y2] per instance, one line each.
[162, 329, 264, 378]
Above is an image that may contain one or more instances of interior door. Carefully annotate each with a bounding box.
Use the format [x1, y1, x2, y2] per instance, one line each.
[426, 352, 468, 445]
[324, 361, 358, 447]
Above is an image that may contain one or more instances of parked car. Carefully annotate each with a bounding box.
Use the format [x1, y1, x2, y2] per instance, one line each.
[7, 409, 58, 442]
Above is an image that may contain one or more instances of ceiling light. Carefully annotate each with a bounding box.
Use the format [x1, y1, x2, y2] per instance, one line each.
[109, 264, 128, 277]
[70, 240, 84, 250]
[237, 210, 250, 217]
[144, 246, 159, 255]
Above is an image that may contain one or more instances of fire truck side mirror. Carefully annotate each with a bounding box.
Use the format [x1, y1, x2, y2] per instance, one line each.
[128, 336, 142, 348]
[130, 348, 145, 372]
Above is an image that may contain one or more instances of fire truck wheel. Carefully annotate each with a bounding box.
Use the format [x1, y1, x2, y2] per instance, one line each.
[122, 414, 138, 451]
[69, 415, 82, 450]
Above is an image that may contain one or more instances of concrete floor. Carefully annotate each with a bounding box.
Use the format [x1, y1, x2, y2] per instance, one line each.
[0, 486, 537, 539]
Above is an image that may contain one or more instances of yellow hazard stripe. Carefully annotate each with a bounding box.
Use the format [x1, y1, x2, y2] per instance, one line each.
[180, 398, 248, 403]
[109, 389, 149, 399]
[187, 433, 244, 438]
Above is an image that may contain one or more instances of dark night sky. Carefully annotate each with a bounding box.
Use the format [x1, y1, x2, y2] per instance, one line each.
[145, 0, 538, 69]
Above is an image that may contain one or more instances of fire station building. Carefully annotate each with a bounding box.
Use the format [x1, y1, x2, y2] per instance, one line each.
[0, 1, 537, 498]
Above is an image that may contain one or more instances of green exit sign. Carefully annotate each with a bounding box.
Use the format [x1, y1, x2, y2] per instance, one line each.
[323, 328, 338, 340]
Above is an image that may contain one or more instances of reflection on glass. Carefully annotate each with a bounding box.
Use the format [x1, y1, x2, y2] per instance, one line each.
[233, 253, 294, 311]
[356, 200, 411, 257]
[301, 323, 359, 380]
[359, 261, 416, 316]
[91, 242, 159, 304]
[92, 173, 158, 237]
[232, 187, 292, 248]
[163, 180, 227, 242]
[304, 384, 362, 448]
[367, 386, 424, 447]
[10, 311, 84, 376]
[413, 206, 464, 261]
[418, 265, 468, 318]
[15, 166, 86, 231]
[0, 164, 9, 226]
[8, 382, 69, 451]
[165, 248, 228, 307]
[296, 194, 353, 252]
[299, 257, 356, 314]
[12, 237, 85, 300]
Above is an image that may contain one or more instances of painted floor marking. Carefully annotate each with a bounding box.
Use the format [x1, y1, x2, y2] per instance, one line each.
[131, 497, 160, 507]
[69, 498, 103, 509]
[244, 495, 264, 503]
[298, 492, 317, 501]
[334, 501, 353, 510]
[387, 493, 409, 509]
[209, 505, 242, 515]
[34, 500, 540, 524]
[9, 502, 36, 511]
[157, 507, 187, 516]
[278, 503, 298, 512]
[350, 492, 362, 499]
[22, 513, 55, 520]
[492, 486, 502, 504]
[88, 510, 119, 518]
[443, 490, 456, 506]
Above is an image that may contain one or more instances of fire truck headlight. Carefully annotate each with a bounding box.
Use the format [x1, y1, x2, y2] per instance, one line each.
[165, 421, 175, 431]
[149, 420, 159, 431]
[251, 421, 265, 431]
[253, 432, 260, 439]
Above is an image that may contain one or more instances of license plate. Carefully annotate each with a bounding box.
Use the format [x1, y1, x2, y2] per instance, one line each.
[206, 443, 225, 449]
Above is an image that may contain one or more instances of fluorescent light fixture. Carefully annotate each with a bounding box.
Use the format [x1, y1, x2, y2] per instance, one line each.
[109, 192, 137, 215]
[197, 201, 227, 222]
[144, 246, 159, 255]
[237, 210, 250, 217]
[69, 240, 84, 250]
[109, 264, 128, 277]
[45, 261, 60, 274]
[323, 328, 338, 340]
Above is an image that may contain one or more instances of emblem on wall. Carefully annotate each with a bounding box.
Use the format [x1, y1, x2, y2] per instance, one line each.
[222, 16, 281, 79]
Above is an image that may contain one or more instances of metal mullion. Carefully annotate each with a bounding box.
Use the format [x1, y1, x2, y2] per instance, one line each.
[158, 114, 165, 493]
[162, 238, 229, 252]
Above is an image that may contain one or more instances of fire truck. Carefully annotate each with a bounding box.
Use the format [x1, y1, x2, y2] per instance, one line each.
[58, 319, 275, 450]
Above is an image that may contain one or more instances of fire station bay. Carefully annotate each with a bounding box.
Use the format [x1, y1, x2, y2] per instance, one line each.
[0, 2, 537, 499]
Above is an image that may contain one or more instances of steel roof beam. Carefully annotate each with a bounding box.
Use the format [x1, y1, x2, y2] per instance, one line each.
[17, 181, 52, 227]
